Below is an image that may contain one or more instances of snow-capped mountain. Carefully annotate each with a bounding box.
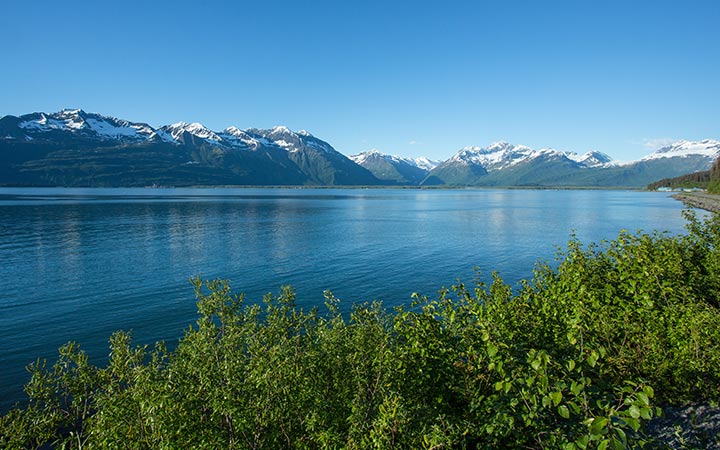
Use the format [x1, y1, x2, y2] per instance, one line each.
[350, 149, 430, 185]
[7, 109, 348, 158]
[411, 156, 442, 171]
[15, 109, 155, 142]
[1, 109, 718, 187]
[424, 140, 719, 187]
[0, 109, 378, 187]
[567, 151, 614, 168]
[641, 139, 720, 161]
[446, 141, 614, 173]
[244, 126, 336, 154]
[351, 150, 440, 171]
[156, 122, 224, 145]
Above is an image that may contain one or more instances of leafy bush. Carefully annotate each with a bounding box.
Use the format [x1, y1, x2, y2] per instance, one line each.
[2, 212, 720, 449]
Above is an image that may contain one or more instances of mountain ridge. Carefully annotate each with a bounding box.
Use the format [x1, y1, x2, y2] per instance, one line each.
[1, 109, 717, 188]
[423, 140, 720, 187]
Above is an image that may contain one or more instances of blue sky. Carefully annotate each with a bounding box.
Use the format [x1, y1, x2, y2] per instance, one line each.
[1, 0, 718, 161]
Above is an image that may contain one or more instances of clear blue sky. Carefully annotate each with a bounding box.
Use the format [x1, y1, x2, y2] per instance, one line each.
[1, 0, 718, 161]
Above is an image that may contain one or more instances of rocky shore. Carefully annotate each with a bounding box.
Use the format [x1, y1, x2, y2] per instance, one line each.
[671, 192, 720, 213]
[647, 403, 720, 449]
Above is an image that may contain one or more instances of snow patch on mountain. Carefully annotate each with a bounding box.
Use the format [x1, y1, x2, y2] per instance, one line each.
[156, 122, 223, 145]
[218, 127, 259, 149]
[566, 151, 614, 168]
[17, 109, 155, 142]
[412, 156, 441, 171]
[85, 118, 153, 140]
[450, 142, 536, 171]
[641, 139, 720, 161]
[19, 112, 87, 132]
[350, 149, 410, 165]
[350, 149, 440, 172]
[448, 141, 615, 171]
[9, 110, 718, 176]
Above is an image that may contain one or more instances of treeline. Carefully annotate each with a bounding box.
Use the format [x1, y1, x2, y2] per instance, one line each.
[2, 212, 720, 449]
[647, 156, 720, 192]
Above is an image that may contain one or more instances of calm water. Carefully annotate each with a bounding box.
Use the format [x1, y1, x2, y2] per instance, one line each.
[0, 187, 698, 411]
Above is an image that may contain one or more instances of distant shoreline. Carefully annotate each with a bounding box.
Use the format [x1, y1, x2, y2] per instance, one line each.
[0, 184, 642, 191]
[672, 192, 720, 213]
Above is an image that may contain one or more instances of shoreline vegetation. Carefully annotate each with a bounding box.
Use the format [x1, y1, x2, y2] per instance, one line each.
[2, 211, 720, 448]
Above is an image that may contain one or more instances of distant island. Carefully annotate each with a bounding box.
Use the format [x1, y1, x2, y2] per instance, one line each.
[1, 109, 718, 188]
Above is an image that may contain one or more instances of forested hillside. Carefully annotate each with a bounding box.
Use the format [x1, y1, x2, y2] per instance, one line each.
[647, 155, 720, 192]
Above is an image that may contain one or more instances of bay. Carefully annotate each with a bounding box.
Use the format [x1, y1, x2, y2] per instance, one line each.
[0, 187, 699, 412]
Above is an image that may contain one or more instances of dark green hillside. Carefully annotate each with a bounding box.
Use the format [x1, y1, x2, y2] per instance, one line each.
[646, 155, 720, 192]
[471, 155, 582, 187]
[3, 211, 720, 448]
[647, 170, 712, 191]
[551, 157, 719, 188]
[421, 161, 488, 185]
[287, 147, 379, 186]
[709, 156, 720, 194]
[0, 139, 381, 187]
[422, 154, 717, 188]
[0, 112, 381, 187]
[0, 141, 311, 187]
[355, 156, 427, 185]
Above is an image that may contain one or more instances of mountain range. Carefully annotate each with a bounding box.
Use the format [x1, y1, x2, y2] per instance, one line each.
[1, 109, 718, 188]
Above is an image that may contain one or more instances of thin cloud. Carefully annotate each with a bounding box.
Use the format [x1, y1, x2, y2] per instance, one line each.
[408, 140, 421, 145]
[643, 138, 676, 150]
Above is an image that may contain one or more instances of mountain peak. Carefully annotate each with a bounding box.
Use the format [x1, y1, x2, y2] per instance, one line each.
[271, 125, 292, 134]
[350, 149, 440, 172]
[486, 141, 513, 151]
[643, 139, 720, 161]
[58, 108, 84, 115]
[157, 121, 222, 144]
[451, 142, 573, 171]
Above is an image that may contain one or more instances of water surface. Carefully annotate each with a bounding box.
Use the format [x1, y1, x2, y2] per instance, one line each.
[0, 187, 696, 411]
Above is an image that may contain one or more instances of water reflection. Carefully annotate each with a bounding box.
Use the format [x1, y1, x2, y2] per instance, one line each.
[0, 187, 701, 413]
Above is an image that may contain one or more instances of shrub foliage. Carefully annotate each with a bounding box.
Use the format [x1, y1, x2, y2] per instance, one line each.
[2, 212, 720, 449]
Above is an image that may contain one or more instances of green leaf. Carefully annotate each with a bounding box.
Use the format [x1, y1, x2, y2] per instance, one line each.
[567, 360, 576, 372]
[531, 358, 541, 371]
[629, 405, 641, 419]
[643, 385, 655, 399]
[567, 332, 577, 345]
[610, 437, 625, 450]
[550, 391, 563, 406]
[590, 417, 609, 435]
[575, 435, 589, 449]
[487, 343, 498, 358]
[587, 350, 599, 367]
[481, 329, 490, 342]
[625, 417, 641, 432]
[571, 381, 583, 396]
[614, 428, 627, 445]
[637, 392, 650, 406]
[558, 405, 570, 419]
[640, 406, 652, 420]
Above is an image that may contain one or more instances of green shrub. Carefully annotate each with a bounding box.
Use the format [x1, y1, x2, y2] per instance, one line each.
[2, 212, 720, 449]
